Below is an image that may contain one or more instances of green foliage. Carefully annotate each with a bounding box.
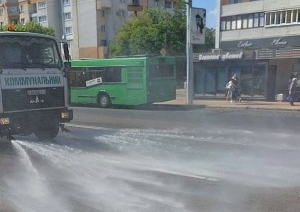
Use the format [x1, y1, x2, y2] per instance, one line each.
[193, 28, 216, 52]
[0, 22, 55, 36]
[109, 0, 215, 57]
[110, 0, 186, 57]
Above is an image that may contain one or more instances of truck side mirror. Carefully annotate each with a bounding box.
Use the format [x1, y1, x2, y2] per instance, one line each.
[63, 43, 70, 61]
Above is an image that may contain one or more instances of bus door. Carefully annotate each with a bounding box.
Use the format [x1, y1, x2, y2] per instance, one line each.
[126, 67, 146, 105]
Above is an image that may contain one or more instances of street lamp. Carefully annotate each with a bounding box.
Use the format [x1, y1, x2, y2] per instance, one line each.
[186, 0, 193, 105]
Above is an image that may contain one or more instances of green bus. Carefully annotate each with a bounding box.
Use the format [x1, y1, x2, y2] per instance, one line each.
[68, 56, 176, 107]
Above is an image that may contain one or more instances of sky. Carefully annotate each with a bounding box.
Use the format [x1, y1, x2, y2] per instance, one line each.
[192, 0, 216, 28]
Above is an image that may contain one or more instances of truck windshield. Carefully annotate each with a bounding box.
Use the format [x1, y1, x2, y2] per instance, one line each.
[0, 35, 63, 69]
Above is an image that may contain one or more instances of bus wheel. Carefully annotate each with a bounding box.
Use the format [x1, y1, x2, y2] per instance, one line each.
[34, 117, 59, 140]
[98, 93, 111, 108]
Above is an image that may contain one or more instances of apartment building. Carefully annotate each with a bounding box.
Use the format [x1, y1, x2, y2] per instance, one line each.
[0, 0, 176, 60]
[194, 0, 300, 100]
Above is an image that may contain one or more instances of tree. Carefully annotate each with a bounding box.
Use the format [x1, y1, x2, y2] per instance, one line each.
[109, 0, 186, 57]
[0, 22, 55, 36]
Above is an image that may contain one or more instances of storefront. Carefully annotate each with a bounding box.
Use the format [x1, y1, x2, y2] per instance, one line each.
[194, 35, 300, 100]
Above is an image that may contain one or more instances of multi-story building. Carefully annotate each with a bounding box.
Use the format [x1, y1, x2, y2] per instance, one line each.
[194, 0, 300, 100]
[0, 0, 177, 60]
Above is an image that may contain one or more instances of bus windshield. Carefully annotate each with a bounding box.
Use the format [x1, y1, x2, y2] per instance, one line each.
[0, 35, 63, 69]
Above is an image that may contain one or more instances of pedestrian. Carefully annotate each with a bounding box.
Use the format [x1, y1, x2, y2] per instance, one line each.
[287, 77, 297, 106]
[230, 75, 241, 103]
[225, 79, 233, 101]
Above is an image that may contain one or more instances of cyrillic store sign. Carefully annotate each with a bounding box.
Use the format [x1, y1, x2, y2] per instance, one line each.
[196, 52, 244, 61]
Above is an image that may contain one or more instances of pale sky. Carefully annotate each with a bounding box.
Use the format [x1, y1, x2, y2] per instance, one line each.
[192, 0, 217, 28]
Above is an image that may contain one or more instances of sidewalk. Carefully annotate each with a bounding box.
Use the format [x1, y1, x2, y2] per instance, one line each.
[157, 89, 300, 111]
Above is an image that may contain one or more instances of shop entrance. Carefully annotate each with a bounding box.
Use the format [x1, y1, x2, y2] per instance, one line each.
[194, 61, 269, 99]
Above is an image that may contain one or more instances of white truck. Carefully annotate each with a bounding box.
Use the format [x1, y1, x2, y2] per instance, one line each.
[0, 31, 73, 140]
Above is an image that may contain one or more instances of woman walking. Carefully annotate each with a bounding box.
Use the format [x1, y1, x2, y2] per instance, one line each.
[287, 78, 297, 106]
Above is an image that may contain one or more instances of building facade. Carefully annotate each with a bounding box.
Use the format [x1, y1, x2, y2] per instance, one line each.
[0, 0, 177, 60]
[194, 0, 300, 100]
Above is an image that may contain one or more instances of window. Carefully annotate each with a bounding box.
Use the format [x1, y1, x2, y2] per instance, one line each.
[254, 13, 259, 27]
[63, 0, 71, 6]
[101, 10, 105, 17]
[20, 18, 25, 24]
[37, 2, 46, 9]
[30, 17, 38, 22]
[287, 10, 292, 23]
[236, 15, 242, 29]
[265, 12, 270, 26]
[220, 17, 226, 31]
[101, 25, 106, 32]
[132, 0, 139, 5]
[229, 0, 240, 4]
[65, 26, 72, 35]
[248, 14, 254, 28]
[38, 15, 47, 23]
[282, 11, 286, 23]
[242, 15, 248, 28]
[165, 1, 172, 8]
[64, 12, 71, 20]
[231, 16, 236, 30]
[101, 40, 107, 46]
[292, 10, 297, 22]
[226, 17, 231, 30]
[19, 5, 24, 13]
[276, 12, 281, 24]
[0, 9, 3, 16]
[270, 12, 275, 25]
[259, 13, 264, 27]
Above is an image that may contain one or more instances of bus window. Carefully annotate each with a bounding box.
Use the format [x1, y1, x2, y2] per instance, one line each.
[149, 64, 174, 78]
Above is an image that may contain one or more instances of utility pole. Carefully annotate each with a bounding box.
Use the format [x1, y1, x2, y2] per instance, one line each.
[186, 0, 194, 105]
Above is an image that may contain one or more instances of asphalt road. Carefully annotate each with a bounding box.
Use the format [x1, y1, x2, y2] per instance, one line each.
[1, 106, 300, 212]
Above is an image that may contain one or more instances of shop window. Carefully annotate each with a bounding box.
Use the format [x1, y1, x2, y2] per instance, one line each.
[298, 10, 300, 22]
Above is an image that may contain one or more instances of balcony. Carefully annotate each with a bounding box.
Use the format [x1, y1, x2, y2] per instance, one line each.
[221, 0, 263, 16]
[96, 0, 111, 9]
[127, 4, 143, 12]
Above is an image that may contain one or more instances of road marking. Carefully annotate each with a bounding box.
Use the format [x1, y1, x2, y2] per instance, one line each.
[64, 123, 107, 130]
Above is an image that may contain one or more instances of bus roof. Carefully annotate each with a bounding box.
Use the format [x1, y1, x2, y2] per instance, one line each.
[0, 31, 57, 40]
[70, 56, 175, 67]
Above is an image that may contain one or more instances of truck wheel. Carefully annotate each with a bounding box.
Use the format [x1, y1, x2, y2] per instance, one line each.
[98, 93, 111, 108]
[34, 118, 59, 140]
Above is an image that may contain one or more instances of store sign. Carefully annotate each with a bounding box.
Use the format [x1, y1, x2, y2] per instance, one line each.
[198, 52, 243, 61]
[221, 36, 295, 49]
[271, 38, 287, 45]
[238, 41, 253, 48]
